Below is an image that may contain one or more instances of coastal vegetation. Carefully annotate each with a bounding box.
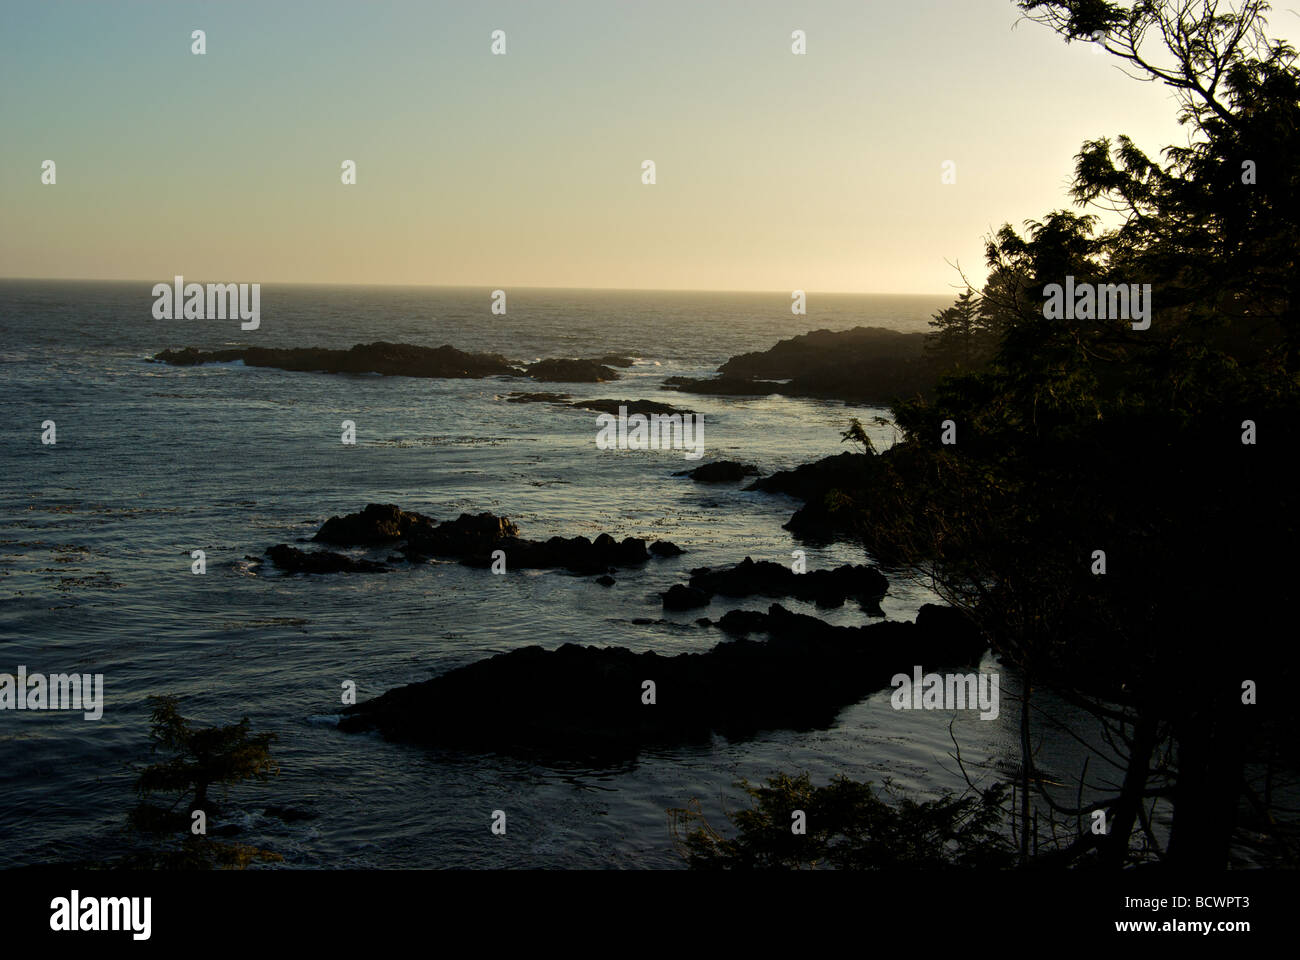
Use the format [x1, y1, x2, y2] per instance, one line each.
[674, 0, 1300, 869]
[127, 695, 282, 869]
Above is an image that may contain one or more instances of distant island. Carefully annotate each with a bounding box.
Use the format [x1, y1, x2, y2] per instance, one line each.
[152, 342, 633, 383]
[154, 327, 940, 404]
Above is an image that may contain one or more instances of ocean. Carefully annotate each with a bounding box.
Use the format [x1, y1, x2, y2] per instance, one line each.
[0, 280, 1072, 868]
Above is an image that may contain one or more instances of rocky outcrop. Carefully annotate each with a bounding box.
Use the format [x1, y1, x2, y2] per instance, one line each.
[154, 344, 635, 384]
[670, 557, 887, 611]
[524, 358, 620, 382]
[503, 393, 693, 416]
[746, 452, 877, 541]
[568, 398, 692, 416]
[665, 326, 936, 404]
[404, 512, 521, 559]
[264, 544, 389, 574]
[155, 342, 520, 379]
[746, 451, 866, 498]
[674, 460, 761, 483]
[662, 584, 710, 610]
[338, 603, 987, 757]
[298, 503, 682, 575]
[154, 346, 245, 365]
[662, 375, 787, 397]
[717, 327, 925, 380]
[313, 503, 436, 545]
[712, 602, 981, 666]
[503, 391, 573, 404]
[458, 533, 657, 575]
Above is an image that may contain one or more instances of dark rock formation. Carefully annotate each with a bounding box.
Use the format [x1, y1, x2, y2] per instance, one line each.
[338, 602, 987, 757]
[665, 326, 936, 404]
[662, 584, 710, 610]
[524, 358, 619, 382]
[265, 544, 388, 574]
[314, 503, 436, 546]
[153, 346, 245, 365]
[501, 394, 691, 416]
[298, 503, 683, 576]
[155, 342, 520, 379]
[404, 512, 521, 559]
[154, 344, 637, 384]
[459, 533, 655, 575]
[503, 391, 572, 404]
[568, 398, 692, 416]
[675, 460, 761, 483]
[595, 575, 616, 587]
[746, 451, 866, 498]
[662, 375, 787, 397]
[678, 557, 887, 611]
[714, 602, 982, 666]
[718, 327, 923, 379]
[746, 452, 878, 541]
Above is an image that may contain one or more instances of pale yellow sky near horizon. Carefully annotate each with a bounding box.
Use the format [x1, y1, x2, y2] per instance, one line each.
[3, 0, 1288, 295]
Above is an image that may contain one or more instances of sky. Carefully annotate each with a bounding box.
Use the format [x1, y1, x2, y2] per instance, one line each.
[0, 0, 1286, 294]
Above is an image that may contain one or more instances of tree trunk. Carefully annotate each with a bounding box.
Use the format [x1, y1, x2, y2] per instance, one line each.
[1166, 706, 1243, 867]
[1098, 715, 1158, 868]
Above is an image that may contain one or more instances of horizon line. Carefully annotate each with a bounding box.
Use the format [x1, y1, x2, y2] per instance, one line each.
[0, 275, 956, 299]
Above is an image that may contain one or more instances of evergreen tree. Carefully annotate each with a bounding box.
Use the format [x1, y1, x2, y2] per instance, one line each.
[838, 0, 1299, 867]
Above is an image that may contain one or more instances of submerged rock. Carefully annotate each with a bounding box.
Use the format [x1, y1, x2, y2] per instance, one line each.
[338, 603, 987, 757]
[265, 544, 389, 574]
[675, 460, 761, 483]
[679, 557, 887, 611]
[503, 391, 573, 404]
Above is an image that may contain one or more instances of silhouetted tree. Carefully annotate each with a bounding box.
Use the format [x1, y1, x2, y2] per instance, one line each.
[926, 288, 1002, 371]
[847, 0, 1299, 867]
[671, 774, 1013, 869]
[135, 695, 278, 818]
